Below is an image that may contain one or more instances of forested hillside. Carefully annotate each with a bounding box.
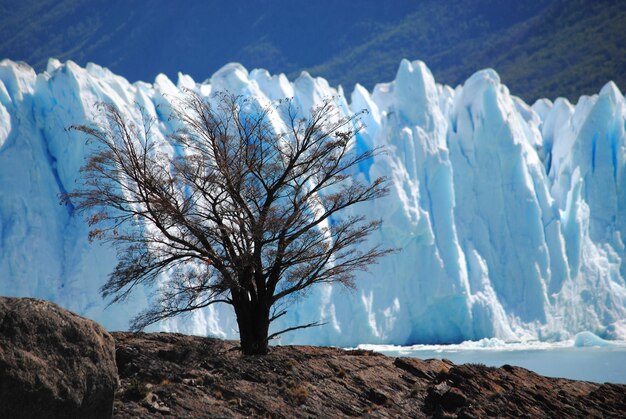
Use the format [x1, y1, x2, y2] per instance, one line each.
[1, 0, 624, 102]
[309, 0, 626, 102]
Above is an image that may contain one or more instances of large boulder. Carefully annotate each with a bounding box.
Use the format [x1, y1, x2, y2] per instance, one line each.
[0, 297, 117, 418]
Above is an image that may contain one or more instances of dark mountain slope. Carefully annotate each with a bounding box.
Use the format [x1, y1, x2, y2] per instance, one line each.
[1, 0, 624, 103]
[481, 0, 626, 101]
[0, 0, 416, 82]
[308, 0, 626, 102]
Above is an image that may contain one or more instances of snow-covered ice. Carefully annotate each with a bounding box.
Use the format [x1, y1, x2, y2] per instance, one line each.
[0, 58, 625, 347]
[359, 333, 626, 384]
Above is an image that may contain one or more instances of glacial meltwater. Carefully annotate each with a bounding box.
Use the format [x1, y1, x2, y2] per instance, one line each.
[359, 335, 626, 384]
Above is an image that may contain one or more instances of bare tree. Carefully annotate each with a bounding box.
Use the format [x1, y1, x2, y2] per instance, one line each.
[65, 92, 390, 355]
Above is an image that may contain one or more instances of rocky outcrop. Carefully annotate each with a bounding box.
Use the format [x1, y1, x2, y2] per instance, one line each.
[112, 332, 626, 418]
[0, 297, 118, 418]
[3, 300, 623, 419]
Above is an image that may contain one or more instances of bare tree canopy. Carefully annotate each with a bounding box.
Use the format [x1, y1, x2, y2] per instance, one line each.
[65, 92, 391, 355]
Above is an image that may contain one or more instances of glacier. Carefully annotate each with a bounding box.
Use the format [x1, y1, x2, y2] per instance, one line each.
[0, 58, 625, 346]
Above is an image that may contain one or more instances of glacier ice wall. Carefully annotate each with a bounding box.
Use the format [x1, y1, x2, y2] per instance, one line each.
[1, 58, 625, 345]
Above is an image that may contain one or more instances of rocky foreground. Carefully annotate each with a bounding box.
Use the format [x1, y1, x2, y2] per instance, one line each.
[1, 297, 625, 418]
[113, 332, 626, 418]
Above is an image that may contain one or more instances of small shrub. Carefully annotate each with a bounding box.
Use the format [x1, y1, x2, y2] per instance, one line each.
[276, 378, 285, 389]
[125, 379, 150, 400]
[286, 359, 297, 371]
[489, 383, 504, 397]
[437, 363, 451, 375]
[467, 362, 486, 368]
[346, 349, 377, 356]
[288, 384, 309, 405]
[363, 404, 379, 414]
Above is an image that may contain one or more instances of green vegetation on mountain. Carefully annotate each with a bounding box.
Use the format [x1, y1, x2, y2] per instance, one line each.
[483, 0, 626, 102]
[305, 0, 626, 102]
[0, 0, 624, 103]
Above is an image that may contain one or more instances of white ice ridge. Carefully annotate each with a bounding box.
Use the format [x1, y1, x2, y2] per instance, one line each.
[0, 58, 625, 345]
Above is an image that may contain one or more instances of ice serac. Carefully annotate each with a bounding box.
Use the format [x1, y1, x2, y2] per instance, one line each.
[450, 70, 558, 331]
[0, 58, 625, 346]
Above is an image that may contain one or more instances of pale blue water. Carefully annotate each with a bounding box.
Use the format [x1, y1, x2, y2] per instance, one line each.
[362, 345, 626, 384]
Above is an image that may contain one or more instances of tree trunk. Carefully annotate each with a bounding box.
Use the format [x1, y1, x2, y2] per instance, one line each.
[233, 295, 270, 355]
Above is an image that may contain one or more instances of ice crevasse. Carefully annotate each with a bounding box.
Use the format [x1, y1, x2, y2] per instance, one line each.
[0, 58, 625, 346]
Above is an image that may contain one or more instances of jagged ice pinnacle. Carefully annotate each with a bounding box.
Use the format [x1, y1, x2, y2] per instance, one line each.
[0, 58, 625, 346]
